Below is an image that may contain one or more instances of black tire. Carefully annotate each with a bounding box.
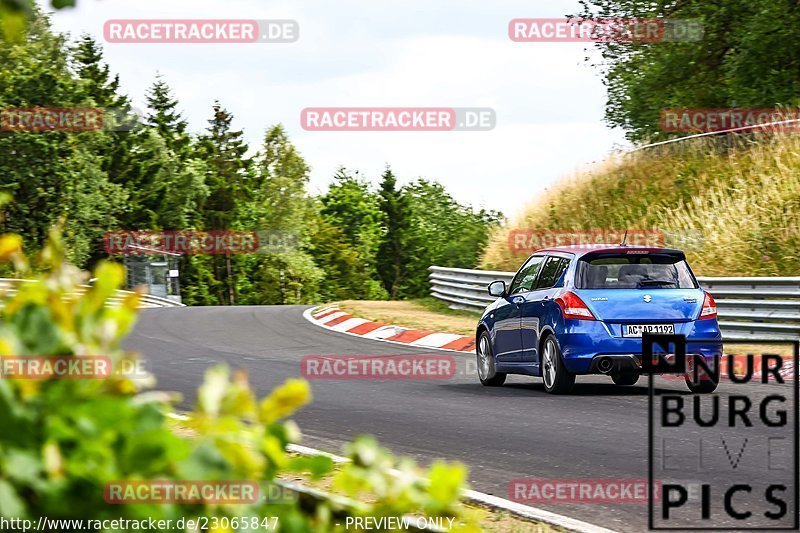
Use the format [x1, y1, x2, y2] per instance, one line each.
[685, 376, 718, 393]
[541, 335, 575, 394]
[611, 372, 640, 386]
[477, 331, 506, 386]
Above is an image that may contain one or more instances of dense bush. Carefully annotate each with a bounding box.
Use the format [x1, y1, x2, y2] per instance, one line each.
[0, 231, 474, 531]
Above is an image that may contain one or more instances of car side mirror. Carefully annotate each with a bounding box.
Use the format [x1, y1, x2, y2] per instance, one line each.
[488, 280, 506, 297]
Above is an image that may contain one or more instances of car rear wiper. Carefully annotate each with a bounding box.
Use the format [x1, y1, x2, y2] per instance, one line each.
[638, 279, 676, 287]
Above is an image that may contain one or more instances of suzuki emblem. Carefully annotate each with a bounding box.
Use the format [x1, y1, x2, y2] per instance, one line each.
[643, 295, 652, 303]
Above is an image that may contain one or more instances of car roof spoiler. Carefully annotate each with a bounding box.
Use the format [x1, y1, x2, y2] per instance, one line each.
[579, 248, 686, 261]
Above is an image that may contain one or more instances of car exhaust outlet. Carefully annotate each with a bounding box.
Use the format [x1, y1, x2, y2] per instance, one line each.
[597, 357, 613, 373]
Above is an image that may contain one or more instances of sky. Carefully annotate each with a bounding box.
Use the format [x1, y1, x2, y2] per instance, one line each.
[40, 0, 628, 217]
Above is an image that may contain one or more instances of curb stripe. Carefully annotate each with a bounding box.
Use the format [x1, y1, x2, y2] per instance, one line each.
[313, 306, 338, 317]
[442, 337, 477, 352]
[325, 314, 355, 327]
[313, 307, 340, 319]
[363, 325, 408, 339]
[410, 332, 463, 347]
[318, 311, 347, 324]
[330, 317, 369, 332]
[306, 306, 477, 354]
[347, 321, 386, 335]
[386, 329, 434, 344]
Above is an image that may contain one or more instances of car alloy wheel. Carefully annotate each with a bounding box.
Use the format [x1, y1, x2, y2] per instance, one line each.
[541, 335, 575, 394]
[542, 340, 557, 389]
[477, 332, 506, 387]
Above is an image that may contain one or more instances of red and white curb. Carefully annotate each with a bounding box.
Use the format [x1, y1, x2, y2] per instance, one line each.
[287, 443, 618, 533]
[305, 305, 477, 353]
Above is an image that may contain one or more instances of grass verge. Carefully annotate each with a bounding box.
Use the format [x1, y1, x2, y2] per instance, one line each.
[336, 298, 479, 337]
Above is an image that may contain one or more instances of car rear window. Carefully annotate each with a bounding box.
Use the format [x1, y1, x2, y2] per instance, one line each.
[576, 253, 697, 289]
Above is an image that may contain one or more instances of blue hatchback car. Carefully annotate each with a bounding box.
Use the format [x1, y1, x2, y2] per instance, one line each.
[476, 245, 722, 394]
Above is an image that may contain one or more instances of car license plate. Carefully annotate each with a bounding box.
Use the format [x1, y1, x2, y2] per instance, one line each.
[622, 324, 674, 337]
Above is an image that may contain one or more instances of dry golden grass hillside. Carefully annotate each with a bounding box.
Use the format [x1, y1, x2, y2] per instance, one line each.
[481, 134, 800, 276]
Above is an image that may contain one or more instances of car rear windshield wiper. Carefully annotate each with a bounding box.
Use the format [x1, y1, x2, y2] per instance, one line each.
[638, 279, 677, 287]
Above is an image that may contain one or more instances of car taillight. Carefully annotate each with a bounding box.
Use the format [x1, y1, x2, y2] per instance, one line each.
[555, 291, 596, 321]
[699, 291, 717, 320]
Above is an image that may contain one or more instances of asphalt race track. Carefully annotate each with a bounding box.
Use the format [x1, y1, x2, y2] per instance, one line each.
[126, 306, 797, 532]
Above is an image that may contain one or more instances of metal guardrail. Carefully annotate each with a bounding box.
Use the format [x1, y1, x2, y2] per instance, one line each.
[0, 278, 185, 309]
[627, 116, 800, 153]
[429, 266, 800, 341]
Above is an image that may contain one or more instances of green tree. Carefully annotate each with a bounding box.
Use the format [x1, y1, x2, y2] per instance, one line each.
[308, 213, 388, 301]
[376, 167, 412, 298]
[141, 77, 211, 304]
[403, 180, 502, 297]
[239, 125, 323, 305]
[0, 13, 125, 268]
[251, 249, 324, 304]
[195, 102, 251, 305]
[576, 0, 800, 141]
[321, 168, 383, 270]
[73, 60, 209, 243]
[72, 35, 126, 108]
[253, 124, 314, 231]
[145, 74, 191, 157]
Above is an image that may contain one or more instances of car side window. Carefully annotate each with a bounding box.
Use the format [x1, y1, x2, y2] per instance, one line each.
[535, 257, 570, 290]
[508, 255, 545, 294]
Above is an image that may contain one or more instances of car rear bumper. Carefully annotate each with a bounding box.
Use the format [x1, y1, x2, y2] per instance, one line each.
[557, 318, 722, 374]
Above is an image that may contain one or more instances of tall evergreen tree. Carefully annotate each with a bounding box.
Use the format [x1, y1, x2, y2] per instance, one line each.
[138, 76, 208, 230]
[145, 74, 191, 157]
[72, 35, 127, 108]
[376, 167, 412, 298]
[196, 102, 251, 305]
